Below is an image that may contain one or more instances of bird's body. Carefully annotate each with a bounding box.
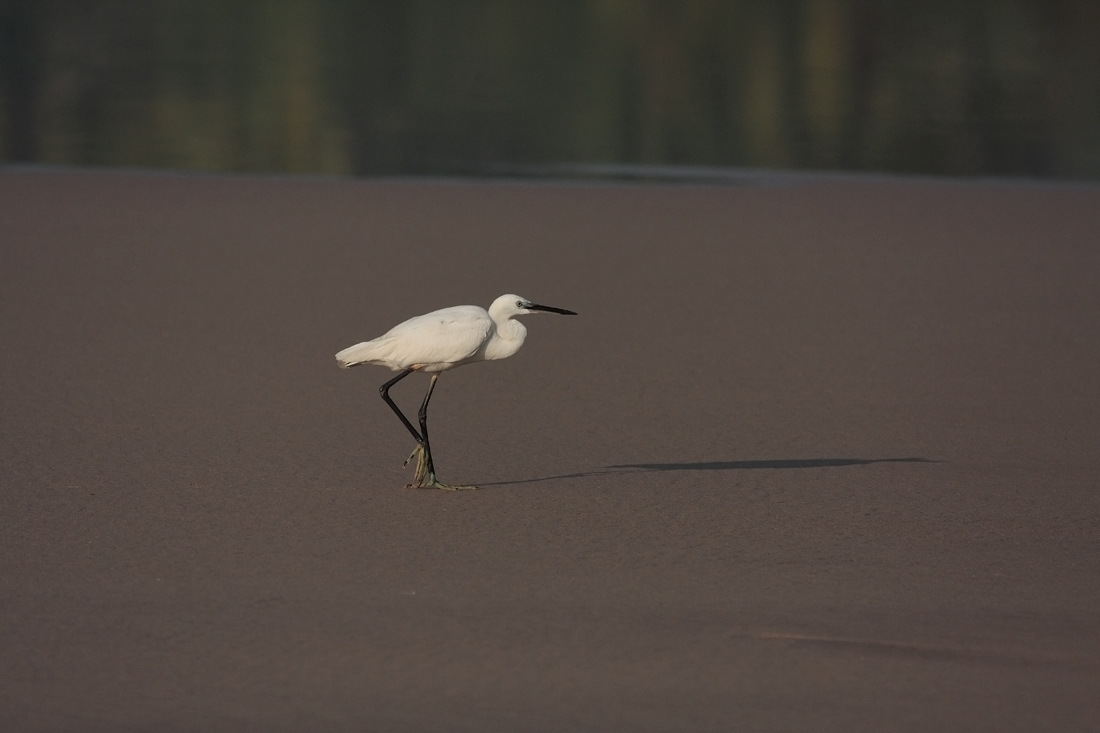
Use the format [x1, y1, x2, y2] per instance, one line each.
[336, 299, 530, 373]
[336, 294, 576, 490]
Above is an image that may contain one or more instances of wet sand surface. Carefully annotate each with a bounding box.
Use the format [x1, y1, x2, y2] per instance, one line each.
[2, 169, 1098, 731]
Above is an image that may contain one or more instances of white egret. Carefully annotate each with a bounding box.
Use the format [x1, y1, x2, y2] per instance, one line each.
[336, 294, 577, 490]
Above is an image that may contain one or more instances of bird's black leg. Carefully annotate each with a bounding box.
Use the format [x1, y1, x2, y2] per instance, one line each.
[378, 368, 422, 444]
[417, 373, 440, 477]
[410, 373, 476, 491]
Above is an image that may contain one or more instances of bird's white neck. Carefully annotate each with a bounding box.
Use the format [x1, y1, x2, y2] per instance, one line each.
[484, 310, 527, 361]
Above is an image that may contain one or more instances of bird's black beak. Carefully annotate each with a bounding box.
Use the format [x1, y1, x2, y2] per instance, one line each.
[528, 303, 577, 315]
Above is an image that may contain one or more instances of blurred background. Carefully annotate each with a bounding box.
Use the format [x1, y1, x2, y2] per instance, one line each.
[1, 0, 1099, 180]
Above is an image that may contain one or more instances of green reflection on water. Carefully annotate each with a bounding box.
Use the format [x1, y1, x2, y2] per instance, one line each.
[2, 0, 1099, 179]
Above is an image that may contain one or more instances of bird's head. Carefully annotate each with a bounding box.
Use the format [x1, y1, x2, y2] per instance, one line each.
[491, 294, 577, 318]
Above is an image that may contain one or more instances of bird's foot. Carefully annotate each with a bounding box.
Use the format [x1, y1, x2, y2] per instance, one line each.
[408, 474, 478, 491]
[409, 473, 477, 490]
[402, 446, 475, 490]
[403, 443, 430, 485]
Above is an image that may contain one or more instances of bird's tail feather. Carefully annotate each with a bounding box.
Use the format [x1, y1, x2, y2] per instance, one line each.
[335, 341, 378, 368]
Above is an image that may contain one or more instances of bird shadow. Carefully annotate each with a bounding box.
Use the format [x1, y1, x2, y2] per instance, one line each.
[613, 457, 936, 471]
[478, 457, 937, 487]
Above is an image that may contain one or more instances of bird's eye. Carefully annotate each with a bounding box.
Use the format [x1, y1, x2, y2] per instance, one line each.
[516, 300, 523, 308]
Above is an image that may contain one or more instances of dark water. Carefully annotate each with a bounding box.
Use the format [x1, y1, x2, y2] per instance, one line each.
[2, 0, 1099, 180]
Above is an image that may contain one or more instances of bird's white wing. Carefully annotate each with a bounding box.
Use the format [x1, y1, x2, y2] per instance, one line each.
[370, 305, 493, 368]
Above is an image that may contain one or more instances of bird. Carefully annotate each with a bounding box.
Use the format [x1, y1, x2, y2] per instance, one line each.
[336, 294, 577, 490]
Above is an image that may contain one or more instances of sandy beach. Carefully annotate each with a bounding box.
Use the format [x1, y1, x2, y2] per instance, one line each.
[2, 168, 1098, 731]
